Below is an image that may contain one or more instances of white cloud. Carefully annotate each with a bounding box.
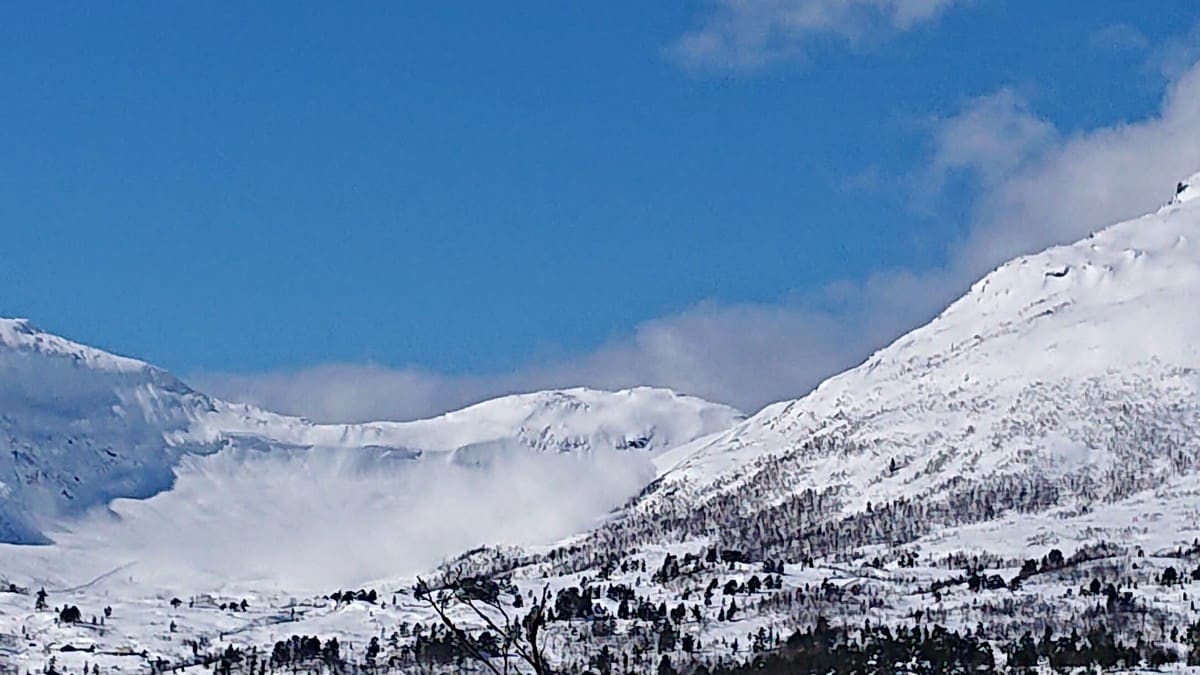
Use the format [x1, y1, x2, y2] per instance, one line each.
[947, 61, 1200, 273]
[193, 365, 475, 424]
[197, 59, 1200, 427]
[666, 0, 962, 70]
[925, 88, 1057, 189]
[1153, 21, 1200, 80]
[1088, 23, 1150, 54]
[194, 300, 909, 423]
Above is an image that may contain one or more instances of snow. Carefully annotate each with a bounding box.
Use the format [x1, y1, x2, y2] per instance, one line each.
[647, 185, 1200, 530]
[0, 318, 740, 590]
[205, 385, 742, 458]
[0, 318, 153, 374]
[0, 444, 661, 592]
[6, 175, 1200, 671]
[1173, 172, 1200, 204]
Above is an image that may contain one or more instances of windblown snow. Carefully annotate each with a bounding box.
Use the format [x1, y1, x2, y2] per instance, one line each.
[0, 322, 740, 587]
[5, 176, 1200, 673]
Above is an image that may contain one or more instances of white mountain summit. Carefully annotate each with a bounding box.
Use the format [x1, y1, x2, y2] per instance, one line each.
[0, 318, 741, 546]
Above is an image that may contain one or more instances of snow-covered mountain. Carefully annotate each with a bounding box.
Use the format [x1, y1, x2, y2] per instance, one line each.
[319, 174, 1200, 671]
[211, 385, 742, 461]
[0, 318, 742, 546]
[6, 177, 1200, 673]
[536, 173, 1200, 571]
[0, 318, 223, 544]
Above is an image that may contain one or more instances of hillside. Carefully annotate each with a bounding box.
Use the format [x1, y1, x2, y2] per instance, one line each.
[4, 177, 1200, 672]
[431, 175, 1200, 670]
[596, 170, 1200, 566]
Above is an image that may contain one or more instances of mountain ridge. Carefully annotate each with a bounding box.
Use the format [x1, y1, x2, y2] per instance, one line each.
[425, 175, 1200, 587]
[0, 319, 742, 545]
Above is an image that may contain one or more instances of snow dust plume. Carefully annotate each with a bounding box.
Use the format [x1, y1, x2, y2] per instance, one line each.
[21, 444, 655, 593]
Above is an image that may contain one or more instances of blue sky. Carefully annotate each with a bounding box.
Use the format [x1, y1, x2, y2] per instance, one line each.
[4, 2, 1200, 420]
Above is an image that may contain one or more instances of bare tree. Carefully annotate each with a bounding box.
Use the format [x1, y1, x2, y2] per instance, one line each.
[415, 574, 553, 675]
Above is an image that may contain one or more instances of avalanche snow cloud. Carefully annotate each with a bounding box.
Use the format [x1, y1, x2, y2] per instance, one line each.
[0, 324, 741, 589]
[34, 444, 659, 591]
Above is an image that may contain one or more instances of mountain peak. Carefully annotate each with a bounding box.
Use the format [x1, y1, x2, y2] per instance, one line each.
[0, 319, 742, 545]
[0, 317, 152, 374]
[618, 176, 1200, 569]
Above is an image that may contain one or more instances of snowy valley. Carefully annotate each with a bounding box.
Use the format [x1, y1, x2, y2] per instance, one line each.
[4, 178, 1200, 672]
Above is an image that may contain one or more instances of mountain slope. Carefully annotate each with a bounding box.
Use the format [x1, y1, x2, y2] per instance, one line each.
[0, 319, 222, 543]
[6, 179, 1200, 674]
[529, 176, 1200, 573]
[377, 175, 1200, 671]
[0, 319, 741, 546]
